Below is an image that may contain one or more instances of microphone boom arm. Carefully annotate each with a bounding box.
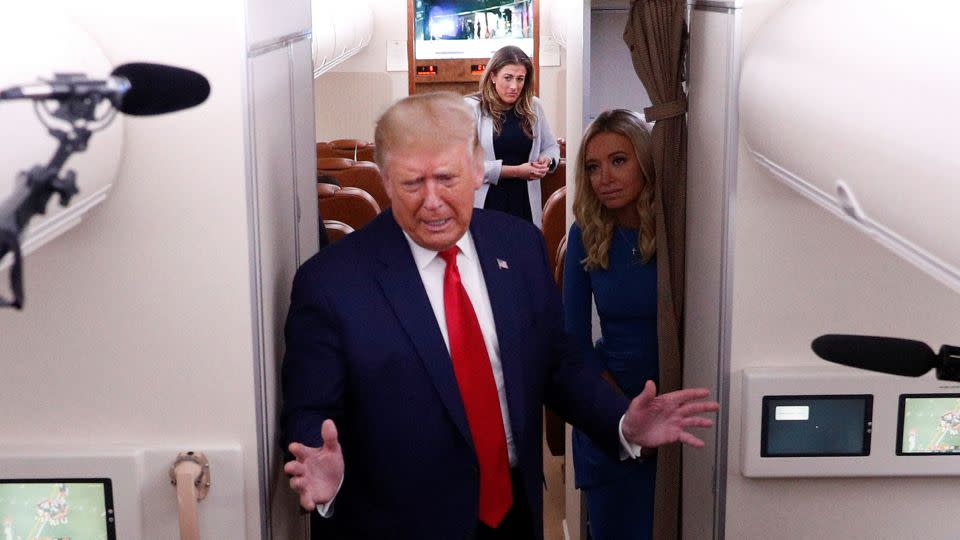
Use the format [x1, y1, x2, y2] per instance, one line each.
[0, 115, 92, 309]
[0, 63, 210, 309]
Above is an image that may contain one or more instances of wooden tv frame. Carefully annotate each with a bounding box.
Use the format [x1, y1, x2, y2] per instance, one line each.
[406, 0, 540, 97]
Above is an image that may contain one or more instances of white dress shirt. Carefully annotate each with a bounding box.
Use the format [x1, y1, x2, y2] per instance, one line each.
[406, 231, 641, 461]
[405, 230, 518, 466]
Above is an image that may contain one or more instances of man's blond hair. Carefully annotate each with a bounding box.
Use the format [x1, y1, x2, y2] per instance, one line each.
[374, 92, 482, 174]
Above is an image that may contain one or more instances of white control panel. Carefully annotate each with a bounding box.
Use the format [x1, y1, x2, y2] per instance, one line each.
[741, 366, 960, 477]
[0, 444, 245, 538]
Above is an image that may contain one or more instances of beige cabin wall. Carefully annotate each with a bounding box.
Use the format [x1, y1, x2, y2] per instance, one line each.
[314, 0, 567, 143]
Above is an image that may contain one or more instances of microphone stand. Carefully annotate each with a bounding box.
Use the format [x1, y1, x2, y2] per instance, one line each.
[0, 86, 110, 309]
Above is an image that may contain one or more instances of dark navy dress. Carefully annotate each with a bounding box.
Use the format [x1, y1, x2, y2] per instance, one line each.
[562, 223, 658, 540]
[483, 107, 533, 222]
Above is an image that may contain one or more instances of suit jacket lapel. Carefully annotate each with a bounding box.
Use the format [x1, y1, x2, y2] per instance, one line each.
[470, 213, 528, 452]
[374, 213, 474, 451]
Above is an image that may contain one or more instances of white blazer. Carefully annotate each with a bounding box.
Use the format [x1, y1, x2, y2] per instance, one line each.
[466, 95, 561, 228]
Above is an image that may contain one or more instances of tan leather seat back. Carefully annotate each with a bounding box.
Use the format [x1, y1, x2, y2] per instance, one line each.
[317, 140, 376, 162]
[330, 138, 376, 162]
[317, 182, 340, 199]
[318, 159, 389, 210]
[323, 219, 354, 243]
[540, 159, 566, 209]
[319, 186, 381, 231]
[317, 157, 354, 171]
[541, 186, 567, 275]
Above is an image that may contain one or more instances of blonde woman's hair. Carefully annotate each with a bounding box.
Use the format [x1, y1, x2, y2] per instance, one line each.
[473, 45, 536, 138]
[572, 109, 656, 270]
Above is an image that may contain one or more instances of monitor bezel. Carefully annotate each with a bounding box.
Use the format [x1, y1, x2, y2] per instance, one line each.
[412, 0, 536, 61]
[896, 392, 960, 456]
[760, 394, 873, 458]
[0, 477, 117, 540]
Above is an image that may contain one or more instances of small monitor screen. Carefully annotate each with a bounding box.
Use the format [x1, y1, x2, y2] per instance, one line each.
[0, 478, 116, 540]
[414, 0, 535, 60]
[897, 394, 960, 455]
[761, 395, 873, 457]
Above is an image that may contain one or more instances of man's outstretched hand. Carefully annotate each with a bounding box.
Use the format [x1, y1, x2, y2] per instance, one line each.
[284, 419, 344, 511]
[622, 380, 720, 449]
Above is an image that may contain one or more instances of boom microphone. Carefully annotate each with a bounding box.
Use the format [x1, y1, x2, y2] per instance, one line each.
[811, 334, 935, 377]
[811, 334, 960, 381]
[110, 62, 210, 116]
[0, 62, 210, 116]
[0, 61, 211, 309]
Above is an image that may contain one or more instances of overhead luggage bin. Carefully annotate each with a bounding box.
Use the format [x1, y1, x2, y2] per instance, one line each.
[740, 0, 960, 294]
[312, 0, 373, 77]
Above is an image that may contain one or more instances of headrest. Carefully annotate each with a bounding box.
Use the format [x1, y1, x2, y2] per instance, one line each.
[317, 183, 340, 198]
[317, 157, 354, 171]
[330, 138, 371, 150]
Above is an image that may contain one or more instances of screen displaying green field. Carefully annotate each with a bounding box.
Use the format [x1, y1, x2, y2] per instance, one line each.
[900, 396, 960, 454]
[0, 481, 110, 540]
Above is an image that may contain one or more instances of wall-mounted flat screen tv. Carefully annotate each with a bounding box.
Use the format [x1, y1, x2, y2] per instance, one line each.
[760, 395, 873, 457]
[0, 478, 116, 539]
[414, 0, 535, 60]
[897, 393, 960, 455]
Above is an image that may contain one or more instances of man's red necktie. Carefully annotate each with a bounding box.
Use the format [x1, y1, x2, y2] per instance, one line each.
[439, 247, 512, 527]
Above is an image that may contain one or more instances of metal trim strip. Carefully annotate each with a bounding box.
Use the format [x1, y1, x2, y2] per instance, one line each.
[244, 57, 272, 540]
[287, 45, 302, 265]
[713, 6, 742, 540]
[248, 30, 311, 58]
[689, 0, 742, 12]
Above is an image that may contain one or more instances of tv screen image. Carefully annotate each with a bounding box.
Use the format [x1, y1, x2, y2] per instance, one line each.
[414, 0, 535, 59]
[0, 479, 116, 540]
[760, 395, 872, 457]
[898, 394, 960, 455]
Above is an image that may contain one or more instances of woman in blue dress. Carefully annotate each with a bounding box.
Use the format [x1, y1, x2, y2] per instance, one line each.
[563, 109, 658, 540]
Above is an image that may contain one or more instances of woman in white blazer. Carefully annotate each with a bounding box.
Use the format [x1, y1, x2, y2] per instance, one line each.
[465, 45, 560, 228]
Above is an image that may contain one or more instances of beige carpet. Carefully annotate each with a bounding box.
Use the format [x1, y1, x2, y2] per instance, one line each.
[543, 426, 566, 539]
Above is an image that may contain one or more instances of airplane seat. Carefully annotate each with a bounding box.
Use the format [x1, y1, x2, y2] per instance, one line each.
[323, 219, 354, 243]
[540, 159, 566, 209]
[543, 231, 569, 457]
[316, 141, 333, 159]
[554, 234, 567, 288]
[317, 158, 389, 211]
[317, 157, 354, 173]
[541, 186, 567, 274]
[330, 138, 375, 162]
[541, 186, 567, 458]
[318, 186, 380, 231]
[317, 182, 340, 199]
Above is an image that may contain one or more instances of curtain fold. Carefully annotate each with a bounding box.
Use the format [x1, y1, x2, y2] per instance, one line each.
[624, 1, 688, 538]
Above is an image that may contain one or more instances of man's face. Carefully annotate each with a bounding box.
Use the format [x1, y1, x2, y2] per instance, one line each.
[382, 140, 483, 251]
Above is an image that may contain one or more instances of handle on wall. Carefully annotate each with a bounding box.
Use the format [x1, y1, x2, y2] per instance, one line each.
[169, 451, 211, 540]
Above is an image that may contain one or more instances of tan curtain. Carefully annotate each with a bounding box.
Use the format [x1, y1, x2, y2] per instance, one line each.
[624, 1, 688, 539]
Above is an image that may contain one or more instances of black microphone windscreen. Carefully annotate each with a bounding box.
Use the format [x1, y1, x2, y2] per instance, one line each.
[111, 62, 210, 116]
[811, 334, 936, 377]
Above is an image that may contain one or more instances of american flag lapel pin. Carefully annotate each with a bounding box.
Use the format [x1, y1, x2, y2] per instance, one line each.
[497, 258, 509, 270]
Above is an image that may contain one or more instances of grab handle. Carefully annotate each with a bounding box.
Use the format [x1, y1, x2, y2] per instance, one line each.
[169, 451, 211, 540]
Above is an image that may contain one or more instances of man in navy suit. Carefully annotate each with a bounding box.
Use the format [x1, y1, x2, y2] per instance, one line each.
[281, 92, 717, 539]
